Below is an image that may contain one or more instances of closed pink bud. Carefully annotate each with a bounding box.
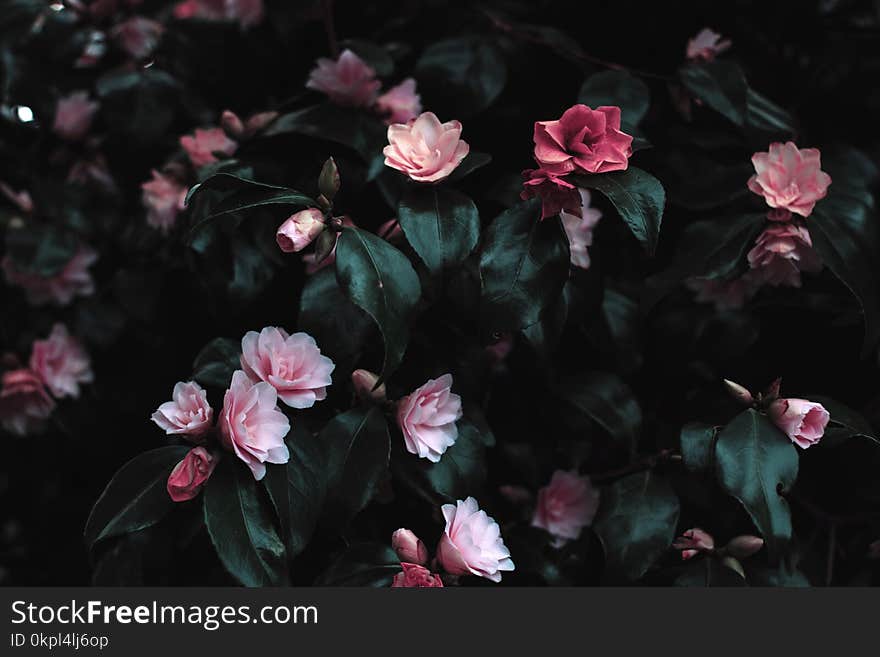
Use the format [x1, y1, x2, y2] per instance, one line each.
[747, 142, 831, 218]
[437, 497, 514, 583]
[383, 112, 470, 183]
[276, 209, 326, 253]
[391, 563, 443, 588]
[724, 535, 764, 560]
[768, 398, 829, 449]
[396, 374, 462, 463]
[167, 447, 217, 502]
[244, 111, 278, 135]
[533, 104, 632, 176]
[351, 369, 387, 403]
[723, 379, 754, 405]
[220, 110, 246, 138]
[673, 528, 715, 560]
[391, 528, 429, 565]
[29, 323, 93, 399]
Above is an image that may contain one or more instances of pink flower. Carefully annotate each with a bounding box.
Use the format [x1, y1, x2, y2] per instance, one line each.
[768, 398, 829, 449]
[306, 49, 380, 107]
[747, 222, 822, 288]
[673, 528, 715, 560]
[391, 529, 429, 565]
[2, 245, 97, 307]
[53, 91, 99, 141]
[396, 374, 463, 463]
[276, 209, 326, 253]
[686, 28, 732, 62]
[141, 170, 188, 233]
[436, 497, 514, 583]
[151, 381, 214, 439]
[520, 168, 582, 220]
[531, 471, 600, 545]
[747, 142, 832, 217]
[111, 16, 164, 60]
[219, 370, 290, 480]
[179, 127, 237, 169]
[167, 446, 217, 502]
[376, 78, 423, 124]
[351, 369, 387, 404]
[383, 112, 470, 183]
[0, 368, 55, 436]
[533, 104, 633, 176]
[240, 327, 335, 409]
[28, 324, 93, 399]
[685, 274, 759, 310]
[391, 563, 444, 588]
[67, 154, 117, 192]
[173, 0, 264, 28]
[560, 188, 603, 269]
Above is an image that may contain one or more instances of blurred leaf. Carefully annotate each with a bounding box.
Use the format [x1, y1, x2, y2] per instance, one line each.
[746, 88, 795, 134]
[680, 422, 718, 473]
[314, 543, 400, 586]
[578, 70, 650, 131]
[192, 337, 240, 389]
[558, 372, 642, 448]
[4, 223, 77, 277]
[679, 60, 747, 125]
[808, 396, 878, 447]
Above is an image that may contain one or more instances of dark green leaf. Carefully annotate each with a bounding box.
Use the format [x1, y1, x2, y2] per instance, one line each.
[808, 396, 878, 448]
[559, 372, 642, 448]
[340, 39, 394, 77]
[446, 151, 492, 182]
[675, 558, 747, 587]
[412, 419, 487, 502]
[314, 543, 400, 586]
[679, 60, 747, 125]
[192, 337, 241, 389]
[680, 422, 718, 473]
[578, 70, 650, 131]
[4, 224, 78, 277]
[746, 88, 795, 134]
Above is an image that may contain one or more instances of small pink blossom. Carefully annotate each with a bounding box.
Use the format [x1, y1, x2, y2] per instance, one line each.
[306, 49, 380, 107]
[391, 529, 429, 565]
[747, 222, 822, 288]
[686, 28, 732, 62]
[240, 327, 335, 409]
[167, 446, 217, 502]
[673, 528, 715, 560]
[560, 188, 603, 269]
[151, 381, 214, 439]
[276, 209, 325, 253]
[173, 0, 264, 28]
[520, 168, 582, 220]
[533, 104, 633, 176]
[383, 112, 470, 183]
[141, 170, 188, 233]
[219, 370, 290, 480]
[531, 470, 600, 545]
[111, 16, 164, 60]
[376, 78, 422, 124]
[2, 245, 97, 307]
[0, 368, 55, 436]
[436, 497, 514, 583]
[53, 92, 99, 142]
[747, 142, 832, 217]
[768, 398, 829, 449]
[29, 324, 93, 399]
[685, 274, 759, 310]
[391, 563, 444, 588]
[179, 127, 237, 169]
[396, 374, 463, 463]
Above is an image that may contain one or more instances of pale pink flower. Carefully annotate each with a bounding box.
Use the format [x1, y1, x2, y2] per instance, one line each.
[240, 327, 335, 409]
[141, 170, 188, 233]
[685, 274, 759, 310]
[179, 127, 237, 169]
[673, 528, 715, 560]
[2, 245, 97, 307]
[686, 28, 732, 62]
[436, 497, 515, 583]
[276, 209, 325, 253]
[560, 189, 603, 269]
[219, 370, 290, 480]
[768, 398, 829, 449]
[391, 563, 444, 588]
[173, 0, 264, 28]
[111, 16, 164, 60]
[0, 368, 55, 436]
[167, 446, 217, 502]
[53, 91, 98, 142]
[391, 529, 429, 565]
[151, 381, 213, 439]
[396, 374, 463, 463]
[306, 49, 380, 107]
[747, 142, 832, 217]
[28, 324, 92, 399]
[376, 78, 422, 124]
[747, 223, 821, 288]
[383, 112, 470, 183]
[531, 471, 600, 545]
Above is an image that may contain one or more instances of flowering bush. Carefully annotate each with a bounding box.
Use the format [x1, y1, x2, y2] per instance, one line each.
[2, 1, 880, 588]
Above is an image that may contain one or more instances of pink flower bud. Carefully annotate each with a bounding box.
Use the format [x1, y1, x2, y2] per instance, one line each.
[276, 209, 326, 253]
[723, 379, 754, 405]
[167, 447, 217, 502]
[768, 398, 829, 449]
[220, 110, 246, 138]
[724, 535, 764, 560]
[673, 528, 715, 560]
[391, 528, 429, 565]
[351, 369, 387, 403]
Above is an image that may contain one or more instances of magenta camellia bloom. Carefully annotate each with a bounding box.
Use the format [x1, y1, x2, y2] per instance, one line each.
[686, 28, 732, 61]
[306, 49, 380, 107]
[436, 497, 514, 583]
[0, 368, 55, 436]
[173, 0, 264, 28]
[533, 104, 633, 176]
[685, 274, 759, 311]
[747, 142, 832, 217]
[396, 373, 463, 463]
[391, 563, 444, 588]
[167, 446, 217, 502]
[673, 528, 715, 560]
[240, 327, 335, 409]
[29, 324, 93, 399]
[179, 127, 238, 169]
[747, 223, 821, 288]
[560, 188, 603, 269]
[768, 398, 830, 449]
[141, 170, 188, 233]
[520, 168, 582, 220]
[531, 471, 600, 545]
[276, 208, 326, 253]
[151, 381, 214, 439]
[2, 245, 97, 307]
[391, 529, 430, 565]
[111, 16, 164, 60]
[383, 112, 470, 183]
[219, 370, 290, 480]
[376, 78, 423, 124]
[53, 91, 98, 142]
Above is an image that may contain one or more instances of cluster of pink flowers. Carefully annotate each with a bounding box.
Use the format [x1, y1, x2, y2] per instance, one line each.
[2, 246, 97, 307]
[390, 497, 515, 586]
[151, 328, 334, 499]
[0, 324, 93, 436]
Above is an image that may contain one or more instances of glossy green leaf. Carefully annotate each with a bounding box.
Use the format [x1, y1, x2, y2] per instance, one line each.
[578, 70, 650, 131]
[680, 422, 718, 473]
[410, 419, 487, 502]
[559, 372, 642, 448]
[313, 543, 400, 586]
[679, 60, 747, 125]
[191, 337, 241, 389]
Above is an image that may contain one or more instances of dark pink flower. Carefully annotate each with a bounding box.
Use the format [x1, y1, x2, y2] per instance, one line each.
[29, 324, 93, 399]
[0, 368, 55, 436]
[747, 142, 832, 217]
[179, 127, 237, 169]
[685, 274, 760, 310]
[673, 528, 715, 560]
[111, 16, 163, 60]
[173, 0, 264, 28]
[141, 170, 188, 233]
[167, 447, 217, 502]
[747, 223, 822, 288]
[520, 168, 582, 220]
[391, 563, 444, 588]
[306, 49, 380, 107]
